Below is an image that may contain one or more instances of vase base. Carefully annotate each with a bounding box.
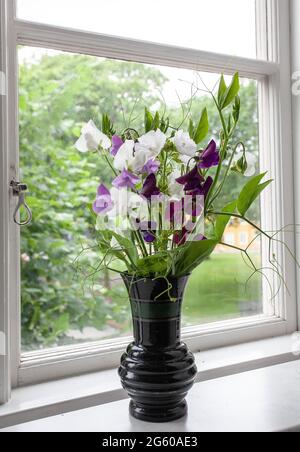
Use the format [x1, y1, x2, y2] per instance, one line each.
[129, 399, 188, 423]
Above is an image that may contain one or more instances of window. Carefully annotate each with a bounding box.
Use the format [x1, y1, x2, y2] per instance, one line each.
[0, 0, 297, 393]
[17, 0, 257, 58]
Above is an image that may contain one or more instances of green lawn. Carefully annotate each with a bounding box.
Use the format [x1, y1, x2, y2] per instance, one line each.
[182, 253, 262, 325]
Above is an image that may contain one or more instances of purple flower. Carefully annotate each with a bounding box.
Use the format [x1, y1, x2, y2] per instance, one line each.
[186, 176, 213, 198]
[112, 169, 140, 189]
[200, 176, 213, 198]
[199, 140, 219, 169]
[110, 135, 123, 156]
[93, 184, 113, 215]
[140, 174, 160, 200]
[173, 227, 189, 246]
[142, 159, 160, 175]
[139, 220, 157, 243]
[176, 166, 204, 192]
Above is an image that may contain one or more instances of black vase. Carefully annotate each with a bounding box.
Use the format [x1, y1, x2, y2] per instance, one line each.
[118, 274, 198, 423]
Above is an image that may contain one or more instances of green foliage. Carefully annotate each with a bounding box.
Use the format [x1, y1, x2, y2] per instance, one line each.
[237, 173, 273, 216]
[218, 73, 240, 110]
[192, 108, 209, 144]
[214, 201, 237, 241]
[174, 240, 218, 277]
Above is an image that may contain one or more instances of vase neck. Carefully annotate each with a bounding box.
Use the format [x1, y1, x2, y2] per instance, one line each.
[130, 299, 182, 349]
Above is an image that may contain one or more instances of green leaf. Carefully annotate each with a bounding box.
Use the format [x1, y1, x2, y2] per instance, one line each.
[152, 111, 160, 130]
[193, 108, 209, 144]
[233, 95, 241, 123]
[174, 240, 217, 277]
[160, 117, 169, 133]
[214, 201, 237, 241]
[145, 108, 153, 133]
[111, 232, 138, 267]
[220, 73, 240, 110]
[218, 75, 227, 107]
[237, 173, 273, 216]
[136, 254, 170, 276]
[102, 114, 115, 137]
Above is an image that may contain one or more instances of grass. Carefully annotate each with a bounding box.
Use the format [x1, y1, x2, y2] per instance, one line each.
[182, 253, 262, 325]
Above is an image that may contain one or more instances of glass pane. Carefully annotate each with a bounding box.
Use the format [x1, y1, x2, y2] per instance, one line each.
[19, 47, 262, 352]
[17, 0, 257, 58]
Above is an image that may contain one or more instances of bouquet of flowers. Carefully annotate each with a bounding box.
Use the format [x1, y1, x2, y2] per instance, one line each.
[75, 73, 272, 280]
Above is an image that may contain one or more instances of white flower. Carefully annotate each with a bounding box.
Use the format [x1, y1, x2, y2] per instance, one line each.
[173, 130, 197, 159]
[113, 139, 158, 173]
[135, 130, 167, 159]
[75, 120, 111, 152]
[113, 140, 136, 171]
[235, 151, 257, 177]
[169, 169, 185, 201]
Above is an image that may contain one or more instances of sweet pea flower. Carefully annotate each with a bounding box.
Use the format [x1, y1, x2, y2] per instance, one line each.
[113, 140, 135, 171]
[110, 135, 123, 156]
[173, 130, 197, 159]
[113, 140, 150, 173]
[141, 174, 160, 200]
[135, 129, 167, 159]
[93, 184, 114, 215]
[112, 169, 140, 189]
[142, 159, 160, 175]
[75, 120, 111, 152]
[138, 220, 157, 243]
[173, 227, 189, 246]
[200, 176, 213, 198]
[199, 140, 220, 169]
[176, 166, 204, 192]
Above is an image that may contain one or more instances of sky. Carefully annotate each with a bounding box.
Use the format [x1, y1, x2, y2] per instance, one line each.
[17, 0, 257, 105]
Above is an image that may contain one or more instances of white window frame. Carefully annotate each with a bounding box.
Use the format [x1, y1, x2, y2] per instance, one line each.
[0, 0, 297, 398]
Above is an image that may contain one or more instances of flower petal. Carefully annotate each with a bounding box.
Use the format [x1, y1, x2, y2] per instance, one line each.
[141, 174, 160, 200]
[111, 135, 123, 156]
[112, 169, 140, 189]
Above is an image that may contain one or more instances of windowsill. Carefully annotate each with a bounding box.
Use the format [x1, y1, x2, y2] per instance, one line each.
[4, 360, 300, 432]
[0, 333, 299, 430]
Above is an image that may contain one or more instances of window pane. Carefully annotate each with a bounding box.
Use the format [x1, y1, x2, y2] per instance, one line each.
[17, 0, 257, 58]
[19, 47, 263, 352]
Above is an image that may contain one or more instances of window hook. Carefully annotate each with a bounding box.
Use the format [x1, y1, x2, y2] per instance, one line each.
[10, 180, 32, 226]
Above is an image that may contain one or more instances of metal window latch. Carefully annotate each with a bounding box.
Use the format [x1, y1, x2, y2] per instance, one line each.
[10, 180, 32, 226]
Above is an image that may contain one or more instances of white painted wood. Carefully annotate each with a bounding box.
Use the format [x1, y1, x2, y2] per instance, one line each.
[3, 360, 300, 432]
[0, 0, 10, 406]
[0, 0, 19, 404]
[15, 19, 279, 79]
[0, 334, 299, 429]
[258, 0, 297, 328]
[291, 1, 300, 329]
[6, 0, 21, 392]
